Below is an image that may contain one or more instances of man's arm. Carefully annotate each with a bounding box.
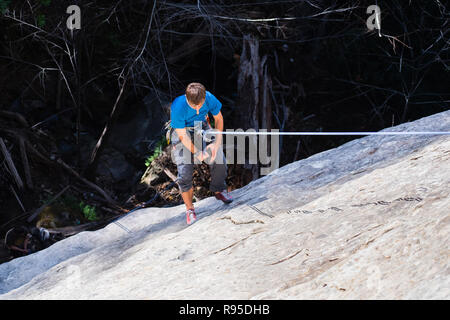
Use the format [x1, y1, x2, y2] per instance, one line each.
[175, 128, 197, 154]
[205, 111, 224, 162]
[212, 111, 224, 147]
[175, 128, 205, 160]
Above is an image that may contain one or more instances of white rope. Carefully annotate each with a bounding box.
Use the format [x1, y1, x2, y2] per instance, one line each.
[202, 130, 450, 136]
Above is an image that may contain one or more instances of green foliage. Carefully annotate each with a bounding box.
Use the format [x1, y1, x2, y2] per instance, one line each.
[39, 194, 98, 221]
[79, 201, 98, 221]
[0, 0, 11, 14]
[145, 136, 167, 167]
[37, 14, 46, 27]
[40, 0, 51, 6]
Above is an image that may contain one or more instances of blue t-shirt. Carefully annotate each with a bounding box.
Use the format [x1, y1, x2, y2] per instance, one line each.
[170, 91, 222, 129]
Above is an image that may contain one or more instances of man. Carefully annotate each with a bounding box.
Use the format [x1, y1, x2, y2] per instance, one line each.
[170, 82, 233, 225]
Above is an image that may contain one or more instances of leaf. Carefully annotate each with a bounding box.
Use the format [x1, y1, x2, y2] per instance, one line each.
[37, 14, 46, 27]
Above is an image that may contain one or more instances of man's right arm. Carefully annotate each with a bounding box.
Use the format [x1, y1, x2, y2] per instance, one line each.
[175, 128, 204, 160]
[175, 128, 195, 153]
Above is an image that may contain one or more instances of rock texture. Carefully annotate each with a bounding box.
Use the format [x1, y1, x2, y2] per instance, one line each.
[1, 111, 449, 299]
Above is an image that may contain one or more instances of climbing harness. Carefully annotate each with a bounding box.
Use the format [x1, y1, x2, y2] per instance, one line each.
[165, 123, 209, 145]
[165, 114, 215, 145]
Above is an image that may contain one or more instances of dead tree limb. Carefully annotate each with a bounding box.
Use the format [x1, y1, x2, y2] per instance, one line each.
[57, 158, 116, 205]
[10, 185, 26, 213]
[88, 1, 158, 172]
[19, 137, 33, 189]
[87, 76, 128, 172]
[163, 167, 177, 182]
[17, 134, 116, 206]
[0, 111, 29, 127]
[0, 138, 24, 189]
[27, 185, 70, 223]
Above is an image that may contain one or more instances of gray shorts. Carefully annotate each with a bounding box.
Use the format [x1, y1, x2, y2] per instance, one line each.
[171, 122, 227, 193]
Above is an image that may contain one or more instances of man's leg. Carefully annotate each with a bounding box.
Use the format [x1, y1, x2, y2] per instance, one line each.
[172, 134, 196, 211]
[208, 146, 228, 193]
[180, 187, 194, 210]
[176, 161, 194, 210]
[171, 129, 200, 224]
[176, 161, 197, 224]
[205, 143, 233, 203]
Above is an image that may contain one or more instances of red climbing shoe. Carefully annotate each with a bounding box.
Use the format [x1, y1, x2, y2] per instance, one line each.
[215, 191, 233, 204]
[186, 208, 197, 225]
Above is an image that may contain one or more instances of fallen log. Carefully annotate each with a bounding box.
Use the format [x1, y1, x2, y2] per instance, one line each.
[163, 167, 199, 202]
[163, 167, 177, 182]
[47, 221, 101, 237]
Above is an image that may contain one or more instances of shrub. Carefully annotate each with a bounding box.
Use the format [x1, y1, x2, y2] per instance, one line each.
[37, 14, 46, 27]
[79, 201, 98, 221]
[145, 136, 167, 167]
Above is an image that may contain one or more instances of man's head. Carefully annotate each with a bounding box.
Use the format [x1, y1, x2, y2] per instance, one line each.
[186, 82, 206, 108]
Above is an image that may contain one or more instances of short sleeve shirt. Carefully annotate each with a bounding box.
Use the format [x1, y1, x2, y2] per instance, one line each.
[170, 91, 222, 129]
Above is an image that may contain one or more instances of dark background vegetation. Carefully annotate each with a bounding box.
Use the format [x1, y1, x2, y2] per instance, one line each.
[0, 0, 448, 245]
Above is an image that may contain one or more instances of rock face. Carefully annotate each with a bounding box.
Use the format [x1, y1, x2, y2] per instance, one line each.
[0, 111, 449, 299]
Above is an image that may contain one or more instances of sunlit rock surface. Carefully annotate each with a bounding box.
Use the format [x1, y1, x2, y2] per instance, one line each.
[1, 110, 449, 299]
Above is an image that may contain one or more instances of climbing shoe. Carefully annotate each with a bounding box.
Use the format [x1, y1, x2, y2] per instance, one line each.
[186, 208, 197, 225]
[215, 191, 233, 204]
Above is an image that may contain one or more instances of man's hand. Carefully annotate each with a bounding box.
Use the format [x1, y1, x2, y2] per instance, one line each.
[205, 143, 219, 162]
[195, 150, 208, 162]
[195, 144, 220, 163]
[205, 111, 224, 163]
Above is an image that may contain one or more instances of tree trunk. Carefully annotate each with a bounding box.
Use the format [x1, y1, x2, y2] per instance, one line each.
[235, 35, 273, 181]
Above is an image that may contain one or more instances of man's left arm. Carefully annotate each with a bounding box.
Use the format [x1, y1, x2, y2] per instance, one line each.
[213, 111, 223, 146]
[206, 111, 224, 161]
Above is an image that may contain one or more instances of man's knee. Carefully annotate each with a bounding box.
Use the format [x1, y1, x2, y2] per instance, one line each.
[176, 163, 193, 192]
[177, 179, 192, 193]
[212, 162, 227, 178]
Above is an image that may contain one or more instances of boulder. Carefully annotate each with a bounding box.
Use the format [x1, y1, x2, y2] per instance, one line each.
[78, 133, 135, 187]
[95, 147, 134, 183]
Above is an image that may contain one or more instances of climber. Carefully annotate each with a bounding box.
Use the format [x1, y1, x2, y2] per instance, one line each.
[170, 82, 233, 225]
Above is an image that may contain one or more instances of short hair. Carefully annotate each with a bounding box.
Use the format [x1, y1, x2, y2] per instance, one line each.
[185, 82, 206, 105]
